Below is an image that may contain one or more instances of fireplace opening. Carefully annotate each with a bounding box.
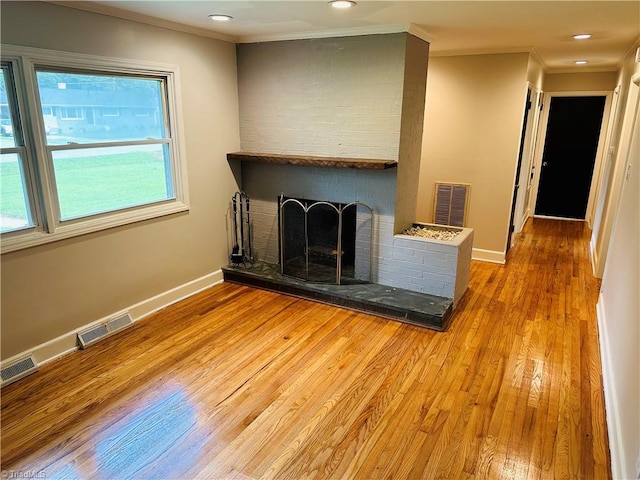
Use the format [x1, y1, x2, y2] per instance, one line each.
[279, 195, 373, 284]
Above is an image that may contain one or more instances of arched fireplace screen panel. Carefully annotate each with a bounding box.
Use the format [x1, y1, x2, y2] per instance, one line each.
[279, 196, 373, 284]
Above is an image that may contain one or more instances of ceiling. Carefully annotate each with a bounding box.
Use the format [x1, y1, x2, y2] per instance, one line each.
[57, 1, 640, 73]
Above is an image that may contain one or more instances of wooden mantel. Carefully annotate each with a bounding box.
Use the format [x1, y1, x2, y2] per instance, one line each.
[227, 152, 398, 170]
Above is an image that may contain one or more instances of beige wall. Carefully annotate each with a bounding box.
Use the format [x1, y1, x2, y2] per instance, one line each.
[1, 2, 240, 360]
[544, 71, 618, 92]
[417, 53, 529, 256]
[595, 45, 640, 478]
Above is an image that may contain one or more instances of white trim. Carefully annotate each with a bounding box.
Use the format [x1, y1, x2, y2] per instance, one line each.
[544, 66, 620, 75]
[472, 248, 506, 264]
[47, 1, 236, 43]
[590, 84, 622, 265]
[41, 3, 434, 45]
[512, 83, 544, 245]
[596, 299, 625, 480]
[533, 214, 585, 222]
[592, 73, 640, 279]
[586, 94, 614, 227]
[518, 86, 543, 233]
[238, 23, 415, 44]
[0, 269, 224, 368]
[429, 45, 534, 58]
[1, 201, 189, 253]
[406, 24, 437, 44]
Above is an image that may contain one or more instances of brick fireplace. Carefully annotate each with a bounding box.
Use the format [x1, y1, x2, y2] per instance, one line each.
[224, 31, 472, 327]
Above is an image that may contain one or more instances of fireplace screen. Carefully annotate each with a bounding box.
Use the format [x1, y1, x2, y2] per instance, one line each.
[279, 195, 373, 284]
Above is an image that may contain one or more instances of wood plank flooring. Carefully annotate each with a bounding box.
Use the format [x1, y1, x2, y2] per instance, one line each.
[1, 218, 611, 479]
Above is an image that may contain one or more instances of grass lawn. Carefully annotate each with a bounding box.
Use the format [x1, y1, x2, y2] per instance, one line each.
[1, 149, 170, 229]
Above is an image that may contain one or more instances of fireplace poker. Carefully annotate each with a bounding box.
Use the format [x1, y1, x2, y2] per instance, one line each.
[239, 192, 245, 259]
[231, 191, 255, 266]
[245, 194, 254, 265]
[230, 193, 243, 264]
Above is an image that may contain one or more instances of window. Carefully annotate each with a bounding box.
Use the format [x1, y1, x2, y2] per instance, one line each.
[0, 63, 36, 234]
[59, 106, 84, 120]
[101, 107, 119, 117]
[133, 107, 152, 117]
[0, 46, 188, 253]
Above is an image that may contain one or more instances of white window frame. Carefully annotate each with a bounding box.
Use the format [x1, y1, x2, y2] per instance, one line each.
[101, 107, 119, 117]
[133, 107, 151, 117]
[0, 61, 40, 233]
[0, 45, 189, 254]
[59, 106, 84, 120]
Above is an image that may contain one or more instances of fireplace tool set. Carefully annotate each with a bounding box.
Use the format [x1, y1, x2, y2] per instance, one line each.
[230, 191, 254, 267]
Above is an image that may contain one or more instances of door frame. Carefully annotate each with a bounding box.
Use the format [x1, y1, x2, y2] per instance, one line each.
[591, 73, 640, 278]
[529, 90, 613, 223]
[513, 84, 543, 235]
[506, 86, 532, 253]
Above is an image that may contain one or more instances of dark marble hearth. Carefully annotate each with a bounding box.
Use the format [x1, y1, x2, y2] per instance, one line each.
[222, 262, 453, 331]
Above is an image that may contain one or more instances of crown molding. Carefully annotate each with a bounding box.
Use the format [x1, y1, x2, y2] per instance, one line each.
[428, 45, 535, 58]
[237, 23, 440, 45]
[44, 3, 436, 46]
[237, 23, 414, 44]
[46, 1, 238, 43]
[407, 24, 438, 44]
[528, 47, 548, 71]
[617, 36, 640, 68]
[544, 66, 620, 74]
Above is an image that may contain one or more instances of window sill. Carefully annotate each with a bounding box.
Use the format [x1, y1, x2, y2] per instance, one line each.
[1, 201, 189, 254]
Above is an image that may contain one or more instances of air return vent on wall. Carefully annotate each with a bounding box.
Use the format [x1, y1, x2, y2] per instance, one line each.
[1, 355, 38, 387]
[433, 182, 471, 227]
[77, 312, 133, 349]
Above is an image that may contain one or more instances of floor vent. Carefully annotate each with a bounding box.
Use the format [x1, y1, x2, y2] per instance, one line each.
[78, 312, 133, 349]
[1, 355, 38, 387]
[434, 182, 471, 227]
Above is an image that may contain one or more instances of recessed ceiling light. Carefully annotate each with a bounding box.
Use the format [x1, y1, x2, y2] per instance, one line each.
[572, 34, 592, 40]
[329, 0, 357, 9]
[575, 60, 589, 65]
[209, 14, 233, 22]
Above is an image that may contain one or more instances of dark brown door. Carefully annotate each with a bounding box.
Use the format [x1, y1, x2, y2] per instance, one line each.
[535, 96, 606, 219]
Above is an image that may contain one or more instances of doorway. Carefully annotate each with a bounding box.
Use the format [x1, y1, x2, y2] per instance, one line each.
[506, 87, 533, 253]
[534, 95, 607, 219]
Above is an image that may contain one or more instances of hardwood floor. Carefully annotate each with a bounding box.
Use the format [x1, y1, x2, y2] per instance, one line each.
[1, 218, 610, 479]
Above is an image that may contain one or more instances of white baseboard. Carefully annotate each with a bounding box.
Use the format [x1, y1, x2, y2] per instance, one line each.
[590, 235, 598, 277]
[590, 235, 606, 279]
[596, 298, 626, 480]
[532, 214, 585, 222]
[472, 248, 506, 264]
[1, 269, 224, 369]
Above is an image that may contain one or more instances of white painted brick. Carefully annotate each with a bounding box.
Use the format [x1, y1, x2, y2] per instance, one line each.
[393, 237, 427, 250]
[236, 36, 472, 305]
[378, 263, 422, 279]
[391, 246, 417, 257]
[391, 252, 420, 265]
